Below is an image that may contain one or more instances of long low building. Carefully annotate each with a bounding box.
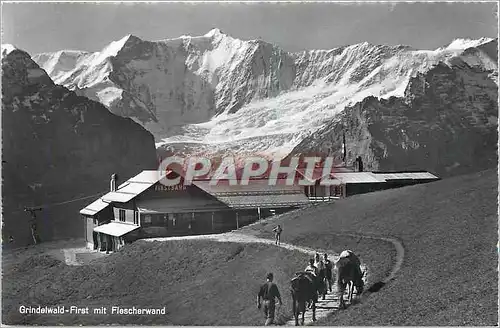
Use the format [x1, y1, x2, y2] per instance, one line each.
[80, 170, 310, 252]
[80, 167, 439, 252]
[298, 169, 440, 199]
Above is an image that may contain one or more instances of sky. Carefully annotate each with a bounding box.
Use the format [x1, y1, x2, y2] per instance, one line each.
[1, 2, 498, 55]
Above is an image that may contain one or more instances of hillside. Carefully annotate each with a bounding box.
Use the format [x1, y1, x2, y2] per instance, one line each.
[2, 240, 308, 325]
[1, 45, 158, 246]
[2, 230, 396, 326]
[2, 169, 496, 325]
[33, 33, 498, 176]
[241, 168, 498, 325]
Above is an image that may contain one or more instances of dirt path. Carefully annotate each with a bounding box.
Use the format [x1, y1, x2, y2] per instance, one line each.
[330, 232, 405, 284]
[2, 230, 404, 326]
[143, 232, 391, 326]
[2, 239, 105, 268]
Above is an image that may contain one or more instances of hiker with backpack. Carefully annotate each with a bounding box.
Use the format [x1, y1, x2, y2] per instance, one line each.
[257, 272, 283, 325]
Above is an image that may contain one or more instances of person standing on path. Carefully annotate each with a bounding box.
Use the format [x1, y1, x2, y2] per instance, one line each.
[314, 253, 327, 299]
[323, 253, 333, 293]
[314, 253, 324, 271]
[257, 272, 282, 326]
[304, 258, 318, 277]
[272, 225, 282, 245]
[31, 223, 41, 245]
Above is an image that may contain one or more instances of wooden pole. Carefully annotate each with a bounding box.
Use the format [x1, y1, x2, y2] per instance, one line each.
[25, 207, 42, 244]
[84, 217, 88, 248]
[236, 212, 239, 230]
[191, 212, 194, 232]
[211, 212, 214, 231]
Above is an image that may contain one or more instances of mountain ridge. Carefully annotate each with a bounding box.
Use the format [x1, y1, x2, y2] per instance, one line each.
[29, 31, 498, 175]
[2, 46, 158, 246]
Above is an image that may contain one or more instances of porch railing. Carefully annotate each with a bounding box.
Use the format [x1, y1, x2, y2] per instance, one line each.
[308, 196, 340, 202]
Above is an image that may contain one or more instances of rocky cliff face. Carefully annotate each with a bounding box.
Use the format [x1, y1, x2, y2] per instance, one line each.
[291, 57, 498, 177]
[2, 46, 158, 246]
[33, 33, 498, 176]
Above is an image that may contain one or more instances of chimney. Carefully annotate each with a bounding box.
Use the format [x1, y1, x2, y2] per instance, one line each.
[110, 173, 117, 191]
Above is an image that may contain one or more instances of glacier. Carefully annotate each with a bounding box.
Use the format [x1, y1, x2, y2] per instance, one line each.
[32, 30, 497, 160]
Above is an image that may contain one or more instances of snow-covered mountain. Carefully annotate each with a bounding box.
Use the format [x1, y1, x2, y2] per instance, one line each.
[2, 44, 157, 245]
[33, 30, 498, 175]
[290, 59, 498, 177]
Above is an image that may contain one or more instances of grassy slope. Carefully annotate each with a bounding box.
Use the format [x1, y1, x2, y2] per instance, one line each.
[242, 169, 498, 325]
[3, 169, 497, 325]
[2, 237, 393, 327]
[243, 223, 396, 288]
[3, 240, 312, 326]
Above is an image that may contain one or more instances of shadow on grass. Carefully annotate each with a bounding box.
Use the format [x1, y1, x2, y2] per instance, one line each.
[367, 281, 386, 293]
[275, 307, 292, 325]
[225, 245, 244, 261]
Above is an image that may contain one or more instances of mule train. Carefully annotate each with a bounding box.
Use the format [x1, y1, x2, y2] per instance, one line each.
[336, 250, 365, 309]
[290, 250, 365, 326]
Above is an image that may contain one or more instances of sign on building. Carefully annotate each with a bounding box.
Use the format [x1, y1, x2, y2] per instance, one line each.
[154, 184, 187, 191]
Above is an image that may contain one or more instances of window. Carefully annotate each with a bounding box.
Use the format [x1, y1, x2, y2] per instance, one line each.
[134, 212, 139, 225]
[169, 213, 176, 226]
[119, 209, 125, 222]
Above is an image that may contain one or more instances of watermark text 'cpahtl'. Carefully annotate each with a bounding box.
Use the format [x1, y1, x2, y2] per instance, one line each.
[157, 156, 342, 187]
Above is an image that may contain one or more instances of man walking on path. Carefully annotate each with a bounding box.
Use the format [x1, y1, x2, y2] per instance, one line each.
[272, 225, 282, 245]
[304, 258, 318, 277]
[314, 253, 324, 272]
[257, 272, 282, 325]
[323, 253, 333, 293]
